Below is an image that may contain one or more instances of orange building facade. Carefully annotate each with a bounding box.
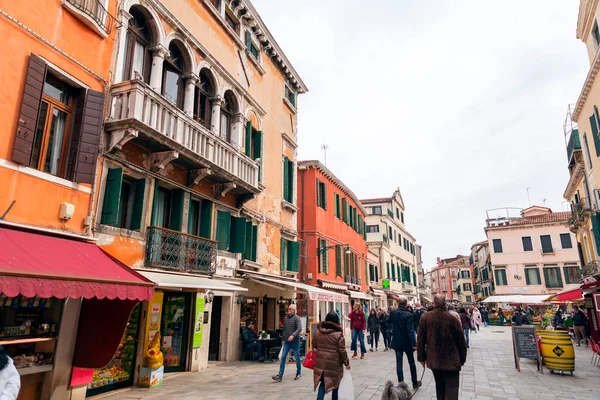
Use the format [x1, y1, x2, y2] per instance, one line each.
[427, 256, 474, 302]
[297, 160, 373, 326]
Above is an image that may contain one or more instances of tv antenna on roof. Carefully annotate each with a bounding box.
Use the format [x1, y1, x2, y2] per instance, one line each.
[526, 187, 532, 206]
[321, 144, 329, 166]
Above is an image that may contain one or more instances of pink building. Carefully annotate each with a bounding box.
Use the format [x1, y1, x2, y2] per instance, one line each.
[484, 206, 581, 301]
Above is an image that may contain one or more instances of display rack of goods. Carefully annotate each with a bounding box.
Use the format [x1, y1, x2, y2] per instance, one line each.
[87, 306, 140, 395]
[0, 295, 59, 343]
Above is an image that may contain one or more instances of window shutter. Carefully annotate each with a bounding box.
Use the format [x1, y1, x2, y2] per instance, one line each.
[391, 263, 396, 280]
[229, 216, 247, 253]
[73, 89, 105, 184]
[244, 221, 253, 260]
[216, 210, 232, 250]
[592, 107, 600, 157]
[169, 189, 185, 231]
[245, 121, 252, 157]
[525, 269, 531, 285]
[336, 245, 342, 276]
[151, 180, 160, 226]
[316, 178, 321, 207]
[322, 182, 327, 210]
[129, 178, 146, 231]
[287, 241, 300, 272]
[100, 168, 123, 225]
[280, 237, 286, 270]
[253, 130, 262, 160]
[369, 264, 374, 281]
[287, 159, 294, 202]
[341, 198, 348, 222]
[364, 260, 368, 283]
[245, 30, 252, 50]
[318, 239, 324, 273]
[283, 157, 290, 202]
[413, 272, 416, 285]
[251, 225, 258, 261]
[12, 54, 47, 166]
[375, 267, 379, 282]
[199, 200, 213, 239]
[542, 268, 549, 288]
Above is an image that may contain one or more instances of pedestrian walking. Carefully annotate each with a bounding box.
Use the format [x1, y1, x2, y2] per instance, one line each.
[458, 307, 471, 348]
[313, 311, 350, 400]
[498, 308, 505, 326]
[448, 305, 460, 322]
[380, 309, 392, 351]
[0, 346, 20, 400]
[480, 307, 489, 326]
[273, 304, 302, 382]
[472, 307, 482, 332]
[572, 305, 587, 346]
[413, 302, 425, 331]
[349, 303, 367, 359]
[416, 294, 467, 400]
[511, 310, 522, 327]
[389, 296, 421, 390]
[367, 308, 381, 352]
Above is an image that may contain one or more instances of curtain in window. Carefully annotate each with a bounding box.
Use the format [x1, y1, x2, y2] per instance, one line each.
[45, 108, 67, 175]
[154, 189, 168, 228]
[132, 41, 145, 79]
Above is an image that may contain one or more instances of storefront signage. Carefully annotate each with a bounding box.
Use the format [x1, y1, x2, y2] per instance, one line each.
[144, 292, 164, 351]
[193, 297, 205, 348]
[308, 291, 348, 303]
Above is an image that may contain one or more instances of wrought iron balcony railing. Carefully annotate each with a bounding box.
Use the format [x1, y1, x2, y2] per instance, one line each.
[65, 0, 114, 34]
[570, 197, 594, 232]
[578, 260, 600, 280]
[145, 226, 216, 274]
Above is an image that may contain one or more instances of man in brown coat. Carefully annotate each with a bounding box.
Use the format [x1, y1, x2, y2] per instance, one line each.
[416, 294, 467, 400]
[313, 311, 350, 400]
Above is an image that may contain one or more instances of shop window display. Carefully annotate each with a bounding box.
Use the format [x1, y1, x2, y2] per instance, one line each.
[161, 294, 190, 372]
[87, 305, 141, 396]
[240, 297, 258, 331]
[0, 294, 60, 371]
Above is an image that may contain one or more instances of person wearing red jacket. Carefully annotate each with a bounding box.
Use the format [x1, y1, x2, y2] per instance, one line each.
[349, 303, 367, 359]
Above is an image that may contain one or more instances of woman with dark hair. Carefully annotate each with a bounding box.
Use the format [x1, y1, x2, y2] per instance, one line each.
[0, 346, 20, 399]
[458, 307, 471, 348]
[367, 308, 381, 352]
[380, 309, 392, 351]
[313, 311, 350, 400]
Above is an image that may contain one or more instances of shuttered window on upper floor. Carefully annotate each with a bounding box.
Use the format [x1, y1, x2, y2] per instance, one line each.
[316, 178, 327, 210]
[282, 155, 294, 203]
[100, 168, 146, 231]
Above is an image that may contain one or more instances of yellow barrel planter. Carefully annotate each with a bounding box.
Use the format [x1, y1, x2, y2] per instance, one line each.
[539, 330, 574, 375]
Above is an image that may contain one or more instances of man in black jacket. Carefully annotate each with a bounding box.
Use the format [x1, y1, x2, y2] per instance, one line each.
[413, 302, 425, 330]
[390, 296, 420, 389]
[572, 305, 588, 346]
[241, 323, 264, 360]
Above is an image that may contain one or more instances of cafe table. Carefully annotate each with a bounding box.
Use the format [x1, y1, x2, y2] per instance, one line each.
[258, 337, 280, 361]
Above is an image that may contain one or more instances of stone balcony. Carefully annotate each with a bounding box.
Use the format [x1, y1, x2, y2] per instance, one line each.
[105, 80, 261, 197]
[401, 281, 413, 293]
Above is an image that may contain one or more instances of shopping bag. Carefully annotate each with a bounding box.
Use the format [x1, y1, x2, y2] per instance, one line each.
[277, 347, 283, 361]
[338, 369, 354, 400]
[367, 335, 372, 345]
[303, 351, 316, 369]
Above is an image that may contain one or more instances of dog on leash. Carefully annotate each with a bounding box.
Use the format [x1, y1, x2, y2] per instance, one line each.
[381, 380, 413, 400]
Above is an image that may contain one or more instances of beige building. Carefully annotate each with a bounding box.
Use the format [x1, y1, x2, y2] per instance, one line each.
[471, 240, 492, 298]
[484, 206, 581, 302]
[362, 190, 419, 305]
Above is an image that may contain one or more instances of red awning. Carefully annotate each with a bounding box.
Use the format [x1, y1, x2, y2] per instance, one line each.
[386, 290, 401, 300]
[557, 288, 584, 302]
[0, 227, 153, 301]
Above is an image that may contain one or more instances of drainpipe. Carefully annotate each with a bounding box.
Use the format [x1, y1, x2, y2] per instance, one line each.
[298, 165, 307, 283]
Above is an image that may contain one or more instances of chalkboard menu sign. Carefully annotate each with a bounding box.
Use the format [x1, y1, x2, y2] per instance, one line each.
[512, 326, 542, 373]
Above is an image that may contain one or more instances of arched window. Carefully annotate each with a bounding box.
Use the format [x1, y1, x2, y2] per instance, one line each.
[162, 42, 185, 109]
[220, 91, 236, 143]
[194, 69, 214, 128]
[123, 7, 152, 83]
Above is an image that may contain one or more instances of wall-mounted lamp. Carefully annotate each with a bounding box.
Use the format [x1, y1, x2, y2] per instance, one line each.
[277, 296, 285, 304]
[236, 294, 247, 305]
[260, 294, 268, 304]
[205, 290, 215, 304]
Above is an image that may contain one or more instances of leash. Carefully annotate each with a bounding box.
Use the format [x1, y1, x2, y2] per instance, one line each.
[408, 367, 426, 399]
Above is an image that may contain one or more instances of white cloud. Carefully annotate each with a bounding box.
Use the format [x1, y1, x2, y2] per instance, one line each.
[252, 0, 588, 267]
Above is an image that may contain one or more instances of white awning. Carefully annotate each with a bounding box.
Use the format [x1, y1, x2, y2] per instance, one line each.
[371, 288, 385, 297]
[482, 294, 549, 304]
[319, 280, 348, 291]
[349, 291, 373, 300]
[138, 270, 247, 291]
[245, 273, 349, 303]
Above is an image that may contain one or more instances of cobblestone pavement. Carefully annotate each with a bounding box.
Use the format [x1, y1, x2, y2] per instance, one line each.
[99, 326, 600, 400]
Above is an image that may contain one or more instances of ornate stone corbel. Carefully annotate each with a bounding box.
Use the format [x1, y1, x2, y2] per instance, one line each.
[150, 150, 179, 172]
[108, 129, 137, 152]
[188, 167, 212, 187]
[148, 44, 170, 58]
[215, 182, 237, 199]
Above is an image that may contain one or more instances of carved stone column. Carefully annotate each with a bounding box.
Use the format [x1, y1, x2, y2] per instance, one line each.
[183, 73, 199, 117]
[148, 44, 169, 92]
[210, 95, 225, 137]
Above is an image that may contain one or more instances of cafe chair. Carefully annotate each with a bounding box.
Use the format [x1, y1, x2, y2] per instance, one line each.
[589, 339, 600, 367]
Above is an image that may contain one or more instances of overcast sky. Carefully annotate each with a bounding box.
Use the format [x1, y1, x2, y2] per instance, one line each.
[253, 0, 588, 270]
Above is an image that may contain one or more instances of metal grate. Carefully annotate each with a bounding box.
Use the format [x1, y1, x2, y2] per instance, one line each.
[145, 226, 216, 275]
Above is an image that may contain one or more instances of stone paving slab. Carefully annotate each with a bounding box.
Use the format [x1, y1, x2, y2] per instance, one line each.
[97, 326, 600, 399]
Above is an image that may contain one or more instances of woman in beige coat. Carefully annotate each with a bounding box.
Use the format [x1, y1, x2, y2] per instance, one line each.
[313, 311, 350, 400]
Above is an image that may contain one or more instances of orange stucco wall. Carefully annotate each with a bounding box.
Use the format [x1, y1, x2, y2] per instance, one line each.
[298, 167, 368, 292]
[0, 0, 116, 232]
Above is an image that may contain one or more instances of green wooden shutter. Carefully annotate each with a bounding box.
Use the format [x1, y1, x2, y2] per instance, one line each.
[364, 260, 368, 283]
[525, 269, 531, 285]
[229, 216, 247, 253]
[245, 121, 252, 157]
[316, 178, 321, 207]
[253, 130, 262, 160]
[280, 237, 286, 270]
[324, 240, 329, 273]
[216, 210, 232, 250]
[244, 221, 253, 260]
[363, 222, 367, 240]
[199, 200, 213, 239]
[251, 225, 258, 261]
[341, 198, 348, 222]
[245, 30, 252, 50]
[169, 189, 185, 231]
[287, 158, 294, 202]
[375, 267, 379, 282]
[151, 180, 160, 226]
[322, 182, 327, 210]
[591, 107, 600, 156]
[335, 245, 342, 276]
[386, 262, 391, 279]
[369, 264, 374, 281]
[288, 241, 300, 272]
[129, 178, 146, 231]
[101, 168, 123, 225]
[283, 157, 290, 202]
[391, 263, 396, 280]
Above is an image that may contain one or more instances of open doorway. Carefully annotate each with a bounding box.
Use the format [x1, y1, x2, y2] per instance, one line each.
[208, 296, 222, 361]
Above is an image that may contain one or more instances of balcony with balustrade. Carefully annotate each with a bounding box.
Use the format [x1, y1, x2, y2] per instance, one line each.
[401, 281, 413, 293]
[63, 0, 115, 38]
[145, 226, 217, 275]
[105, 80, 261, 198]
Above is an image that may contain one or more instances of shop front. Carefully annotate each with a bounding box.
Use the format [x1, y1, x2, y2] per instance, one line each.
[0, 226, 154, 400]
[370, 288, 386, 309]
[582, 280, 600, 344]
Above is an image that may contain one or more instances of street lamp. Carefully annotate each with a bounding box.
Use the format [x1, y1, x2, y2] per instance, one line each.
[317, 243, 352, 255]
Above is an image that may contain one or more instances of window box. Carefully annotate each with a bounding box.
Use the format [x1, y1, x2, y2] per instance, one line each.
[62, 0, 112, 38]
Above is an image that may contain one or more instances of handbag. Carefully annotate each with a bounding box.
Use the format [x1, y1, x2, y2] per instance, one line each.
[367, 335, 372, 345]
[303, 350, 316, 369]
